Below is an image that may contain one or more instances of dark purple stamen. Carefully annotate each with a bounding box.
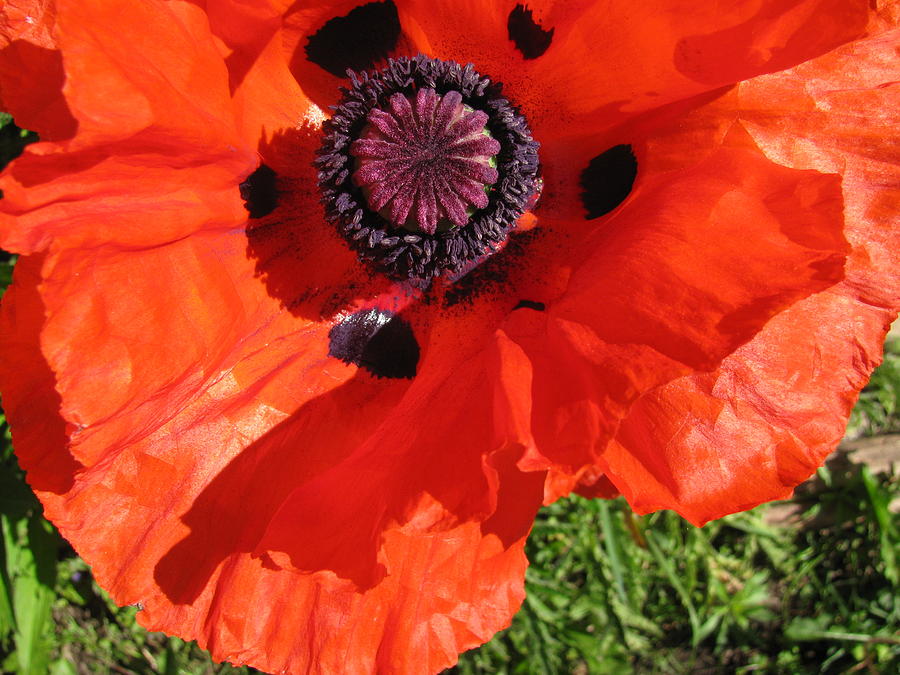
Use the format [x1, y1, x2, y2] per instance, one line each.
[351, 89, 500, 234]
[316, 55, 541, 280]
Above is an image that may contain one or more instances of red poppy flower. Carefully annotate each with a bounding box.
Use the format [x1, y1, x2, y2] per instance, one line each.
[1, 0, 898, 672]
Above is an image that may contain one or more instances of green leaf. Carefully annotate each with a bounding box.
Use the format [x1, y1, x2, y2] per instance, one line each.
[49, 659, 78, 675]
[860, 465, 898, 584]
[4, 513, 59, 674]
[645, 529, 702, 646]
[0, 468, 39, 522]
[0, 514, 16, 640]
[597, 500, 629, 607]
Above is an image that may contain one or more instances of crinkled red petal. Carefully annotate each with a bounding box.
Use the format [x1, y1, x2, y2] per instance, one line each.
[397, 0, 870, 141]
[592, 20, 900, 522]
[202, 0, 321, 149]
[0, 0, 256, 254]
[0, 1, 547, 670]
[506, 145, 849, 502]
[1, 224, 546, 671]
[0, 1, 74, 140]
[738, 27, 900, 308]
[604, 286, 893, 526]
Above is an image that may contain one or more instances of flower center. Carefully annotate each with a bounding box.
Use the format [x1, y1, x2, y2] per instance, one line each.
[350, 89, 500, 235]
[317, 56, 540, 281]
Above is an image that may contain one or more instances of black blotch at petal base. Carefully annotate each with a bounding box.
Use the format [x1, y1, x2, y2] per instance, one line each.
[305, 1, 401, 78]
[508, 4, 554, 59]
[240, 164, 278, 219]
[513, 299, 546, 312]
[328, 308, 419, 379]
[580, 144, 638, 220]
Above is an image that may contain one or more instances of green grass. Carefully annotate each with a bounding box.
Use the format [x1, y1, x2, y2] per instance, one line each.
[849, 337, 900, 438]
[453, 452, 900, 674]
[1, 115, 898, 673]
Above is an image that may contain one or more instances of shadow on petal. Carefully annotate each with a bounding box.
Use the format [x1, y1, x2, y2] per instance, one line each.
[674, 0, 868, 86]
[0, 41, 78, 141]
[153, 322, 545, 604]
[0, 254, 84, 495]
[153, 371, 412, 602]
[245, 125, 393, 321]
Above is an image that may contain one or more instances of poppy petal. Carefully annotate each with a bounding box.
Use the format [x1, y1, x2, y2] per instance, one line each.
[0, 254, 82, 496]
[1, 242, 544, 671]
[534, 0, 869, 134]
[558, 147, 847, 373]
[737, 27, 900, 307]
[45, 0, 241, 147]
[301, 0, 401, 77]
[201, 0, 322, 147]
[506, 146, 848, 500]
[0, 0, 56, 48]
[592, 23, 900, 523]
[0, 148, 254, 254]
[636, 22, 900, 305]
[279, 0, 416, 114]
[603, 285, 894, 525]
[396, 0, 870, 138]
[0, 1, 77, 141]
[0, 0, 256, 254]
